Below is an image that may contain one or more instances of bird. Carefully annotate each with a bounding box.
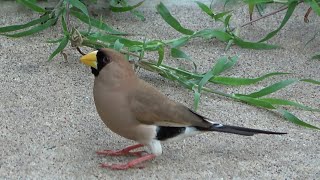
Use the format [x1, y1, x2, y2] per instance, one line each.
[80, 48, 286, 170]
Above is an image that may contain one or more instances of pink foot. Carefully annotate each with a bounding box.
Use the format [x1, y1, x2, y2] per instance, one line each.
[96, 144, 144, 157]
[100, 154, 156, 170]
[97, 150, 146, 157]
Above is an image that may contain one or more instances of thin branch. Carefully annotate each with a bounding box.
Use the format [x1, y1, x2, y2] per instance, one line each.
[232, 1, 303, 31]
[76, 47, 86, 55]
[240, 5, 288, 29]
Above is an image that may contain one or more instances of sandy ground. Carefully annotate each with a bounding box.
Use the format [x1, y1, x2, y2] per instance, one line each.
[0, 0, 319, 179]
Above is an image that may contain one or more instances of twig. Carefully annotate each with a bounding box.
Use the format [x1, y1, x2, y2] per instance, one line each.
[76, 47, 86, 55]
[238, 5, 288, 30]
[235, 1, 305, 31]
[304, 7, 312, 23]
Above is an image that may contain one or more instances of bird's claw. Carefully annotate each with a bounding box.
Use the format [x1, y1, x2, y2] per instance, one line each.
[96, 150, 146, 157]
[100, 163, 144, 170]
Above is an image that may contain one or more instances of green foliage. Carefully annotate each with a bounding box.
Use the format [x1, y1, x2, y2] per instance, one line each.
[0, 0, 319, 130]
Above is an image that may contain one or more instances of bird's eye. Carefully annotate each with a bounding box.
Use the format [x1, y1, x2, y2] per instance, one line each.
[102, 57, 108, 64]
[101, 55, 111, 65]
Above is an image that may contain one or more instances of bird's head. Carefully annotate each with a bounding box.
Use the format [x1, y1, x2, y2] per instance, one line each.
[80, 48, 135, 80]
[80, 48, 113, 76]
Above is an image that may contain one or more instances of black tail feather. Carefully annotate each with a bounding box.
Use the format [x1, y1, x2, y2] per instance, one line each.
[197, 124, 286, 136]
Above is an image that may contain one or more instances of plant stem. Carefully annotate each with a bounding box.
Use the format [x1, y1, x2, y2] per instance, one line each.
[233, 1, 303, 31]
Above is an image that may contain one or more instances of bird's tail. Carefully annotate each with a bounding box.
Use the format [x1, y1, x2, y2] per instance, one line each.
[197, 123, 286, 136]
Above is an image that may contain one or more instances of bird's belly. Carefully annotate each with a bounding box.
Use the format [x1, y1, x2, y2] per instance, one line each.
[107, 120, 157, 144]
[95, 104, 157, 144]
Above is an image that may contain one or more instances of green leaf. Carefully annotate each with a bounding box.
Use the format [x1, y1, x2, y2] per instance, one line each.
[0, 14, 50, 33]
[213, 11, 232, 21]
[110, 1, 144, 12]
[157, 45, 164, 66]
[244, 0, 273, 3]
[170, 48, 197, 71]
[210, 72, 290, 86]
[306, 0, 320, 16]
[17, 0, 46, 13]
[301, 78, 320, 85]
[311, 54, 320, 60]
[247, 79, 297, 98]
[171, 48, 191, 60]
[69, 0, 89, 17]
[248, 3, 254, 21]
[192, 85, 201, 111]
[46, 37, 64, 43]
[194, 29, 233, 41]
[258, 1, 298, 42]
[113, 39, 124, 51]
[70, 10, 125, 34]
[48, 36, 69, 61]
[61, 15, 68, 35]
[196, 1, 214, 17]
[131, 9, 145, 21]
[224, 14, 232, 29]
[260, 98, 320, 112]
[234, 95, 276, 109]
[279, 110, 320, 130]
[166, 36, 190, 48]
[88, 33, 143, 47]
[1, 18, 57, 38]
[234, 37, 280, 49]
[156, 2, 194, 35]
[198, 69, 215, 92]
[212, 56, 238, 76]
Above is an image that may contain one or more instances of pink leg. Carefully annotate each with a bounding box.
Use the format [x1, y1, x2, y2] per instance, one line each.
[100, 154, 156, 170]
[96, 144, 145, 157]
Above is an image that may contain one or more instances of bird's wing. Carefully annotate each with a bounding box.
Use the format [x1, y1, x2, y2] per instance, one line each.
[129, 80, 212, 127]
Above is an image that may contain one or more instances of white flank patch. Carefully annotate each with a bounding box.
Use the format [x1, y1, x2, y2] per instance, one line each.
[164, 127, 202, 142]
[147, 139, 163, 156]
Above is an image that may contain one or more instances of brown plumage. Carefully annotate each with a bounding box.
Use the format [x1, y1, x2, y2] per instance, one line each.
[80, 48, 286, 170]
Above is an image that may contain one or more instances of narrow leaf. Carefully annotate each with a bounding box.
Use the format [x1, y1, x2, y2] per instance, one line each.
[311, 54, 320, 60]
[198, 69, 215, 92]
[157, 45, 164, 66]
[46, 37, 64, 43]
[166, 36, 190, 48]
[17, 0, 46, 13]
[212, 56, 237, 76]
[301, 78, 320, 85]
[247, 79, 297, 98]
[0, 14, 50, 33]
[1, 18, 57, 38]
[110, 1, 144, 12]
[260, 98, 320, 112]
[279, 110, 320, 130]
[306, 0, 320, 16]
[48, 36, 69, 61]
[196, 1, 214, 17]
[234, 37, 280, 49]
[192, 85, 201, 111]
[88, 33, 143, 47]
[209, 72, 290, 86]
[69, 0, 89, 17]
[194, 29, 233, 41]
[61, 15, 68, 35]
[234, 95, 276, 109]
[171, 48, 191, 60]
[258, 1, 298, 42]
[156, 2, 194, 35]
[113, 39, 124, 51]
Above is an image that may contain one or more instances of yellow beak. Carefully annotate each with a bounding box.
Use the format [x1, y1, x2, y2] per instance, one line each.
[80, 50, 98, 69]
